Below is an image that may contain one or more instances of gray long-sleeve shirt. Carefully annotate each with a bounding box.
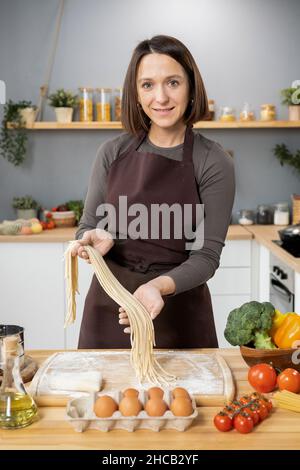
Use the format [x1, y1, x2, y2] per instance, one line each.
[76, 130, 235, 295]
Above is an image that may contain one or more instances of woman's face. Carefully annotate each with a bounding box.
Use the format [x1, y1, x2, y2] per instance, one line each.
[136, 53, 190, 130]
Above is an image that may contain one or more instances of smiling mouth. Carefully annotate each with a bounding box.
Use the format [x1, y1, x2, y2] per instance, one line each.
[152, 107, 175, 112]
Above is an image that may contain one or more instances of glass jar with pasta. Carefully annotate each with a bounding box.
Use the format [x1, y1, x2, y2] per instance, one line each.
[79, 87, 93, 122]
[96, 88, 112, 122]
[260, 104, 276, 121]
[114, 88, 122, 121]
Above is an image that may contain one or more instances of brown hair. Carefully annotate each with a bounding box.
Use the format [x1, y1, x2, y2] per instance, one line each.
[121, 35, 209, 135]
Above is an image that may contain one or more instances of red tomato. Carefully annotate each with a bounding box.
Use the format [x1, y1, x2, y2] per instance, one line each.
[228, 400, 241, 410]
[260, 396, 273, 412]
[277, 368, 300, 393]
[248, 363, 277, 393]
[233, 413, 254, 434]
[249, 405, 261, 424]
[249, 392, 261, 401]
[223, 406, 235, 418]
[213, 412, 233, 432]
[239, 395, 251, 405]
[47, 220, 55, 229]
[243, 407, 259, 425]
[256, 402, 269, 421]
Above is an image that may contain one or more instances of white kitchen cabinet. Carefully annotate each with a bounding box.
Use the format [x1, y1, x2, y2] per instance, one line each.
[208, 240, 252, 347]
[0, 243, 65, 349]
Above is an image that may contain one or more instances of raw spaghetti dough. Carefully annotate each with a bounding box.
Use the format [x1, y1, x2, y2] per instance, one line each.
[64, 241, 175, 385]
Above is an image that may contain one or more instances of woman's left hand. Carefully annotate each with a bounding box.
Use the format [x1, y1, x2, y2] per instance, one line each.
[118, 276, 176, 334]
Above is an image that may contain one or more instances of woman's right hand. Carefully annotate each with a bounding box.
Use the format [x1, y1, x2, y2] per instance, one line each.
[70, 229, 114, 263]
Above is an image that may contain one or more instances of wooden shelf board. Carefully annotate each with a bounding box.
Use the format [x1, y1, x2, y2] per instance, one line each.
[7, 120, 300, 130]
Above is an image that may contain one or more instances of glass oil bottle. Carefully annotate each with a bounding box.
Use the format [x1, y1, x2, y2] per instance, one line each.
[0, 333, 38, 429]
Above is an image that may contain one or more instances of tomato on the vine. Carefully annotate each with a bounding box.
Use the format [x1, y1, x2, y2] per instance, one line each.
[233, 413, 254, 434]
[239, 395, 251, 405]
[223, 406, 235, 418]
[213, 412, 233, 432]
[243, 406, 259, 425]
[256, 402, 269, 421]
[248, 363, 277, 393]
[260, 396, 273, 412]
[277, 368, 300, 393]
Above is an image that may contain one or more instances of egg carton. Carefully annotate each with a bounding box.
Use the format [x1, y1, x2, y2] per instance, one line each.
[66, 389, 198, 432]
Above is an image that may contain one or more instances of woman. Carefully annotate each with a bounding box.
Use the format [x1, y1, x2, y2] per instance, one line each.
[72, 35, 235, 349]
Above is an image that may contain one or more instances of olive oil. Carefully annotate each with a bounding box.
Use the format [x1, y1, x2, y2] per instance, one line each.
[0, 392, 37, 429]
[0, 332, 38, 429]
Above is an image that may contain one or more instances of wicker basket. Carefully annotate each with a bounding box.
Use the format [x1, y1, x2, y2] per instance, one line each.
[51, 211, 76, 227]
[292, 194, 300, 225]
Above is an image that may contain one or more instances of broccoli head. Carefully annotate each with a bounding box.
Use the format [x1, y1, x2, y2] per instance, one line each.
[224, 301, 275, 347]
[254, 331, 276, 349]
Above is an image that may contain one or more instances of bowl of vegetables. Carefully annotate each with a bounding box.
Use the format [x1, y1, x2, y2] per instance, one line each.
[224, 301, 300, 371]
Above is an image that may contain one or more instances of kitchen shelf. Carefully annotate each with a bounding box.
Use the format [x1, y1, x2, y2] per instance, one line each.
[7, 120, 300, 130]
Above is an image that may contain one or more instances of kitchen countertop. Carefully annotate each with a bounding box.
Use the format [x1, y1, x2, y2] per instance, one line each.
[1, 348, 300, 450]
[0, 225, 252, 243]
[245, 224, 300, 274]
[1, 223, 299, 273]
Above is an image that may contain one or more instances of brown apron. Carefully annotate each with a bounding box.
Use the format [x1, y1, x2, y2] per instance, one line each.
[78, 126, 218, 349]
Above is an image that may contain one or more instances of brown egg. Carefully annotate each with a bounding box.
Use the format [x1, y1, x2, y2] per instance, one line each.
[123, 388, 139, 398]
[172, 387, 191, 400]
[145, 398, 168, 416]
[147, 387, 164, 399]
[94, 395, 118, 418]
[170, 397, 194, 416]
[119, 396, 143, 416]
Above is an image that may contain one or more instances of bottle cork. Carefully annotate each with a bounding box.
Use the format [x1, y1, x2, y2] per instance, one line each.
[2, 335, 19, 359]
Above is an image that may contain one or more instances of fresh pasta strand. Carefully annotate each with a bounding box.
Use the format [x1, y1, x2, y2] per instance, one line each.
[64, 241, 175, 385]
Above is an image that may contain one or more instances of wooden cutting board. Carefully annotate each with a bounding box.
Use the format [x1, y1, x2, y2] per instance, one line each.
[29, 351, 234, 407]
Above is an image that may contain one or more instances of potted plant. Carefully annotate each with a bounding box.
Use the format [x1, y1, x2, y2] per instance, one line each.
[19, 105, 38, 127]
[48, 88, 79, 123]
[281, 85, 300, 121]
[0, 100, 36, 166]
[273, 143, 300, 177]
[12, 195, 39, 219]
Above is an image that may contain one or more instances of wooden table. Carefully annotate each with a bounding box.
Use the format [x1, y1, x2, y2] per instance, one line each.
[1, 349, 300, 450]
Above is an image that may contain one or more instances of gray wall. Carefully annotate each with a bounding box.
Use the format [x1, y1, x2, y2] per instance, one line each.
[0, 0, 299, 221]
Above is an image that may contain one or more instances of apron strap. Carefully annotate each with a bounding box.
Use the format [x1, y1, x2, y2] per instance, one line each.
[182, 125, 194, 164]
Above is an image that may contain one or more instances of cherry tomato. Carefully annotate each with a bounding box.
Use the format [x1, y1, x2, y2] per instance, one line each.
[223, 406, 235, 418]
[233, 413, 254, 434]
[239, 395, 251, 405]
[228, 400, 242, 410]
[243, 407, 259, 425]
[249, 405, 261, 424]
[214, 412, 233, 432]
[249, 392, 262, 401]
[260, 396, 273, 412]
[256, 402, 269, 421]
[277, 368, 300, 393]
[47, 220, 55, 229]
[248, 363, 277, 393]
